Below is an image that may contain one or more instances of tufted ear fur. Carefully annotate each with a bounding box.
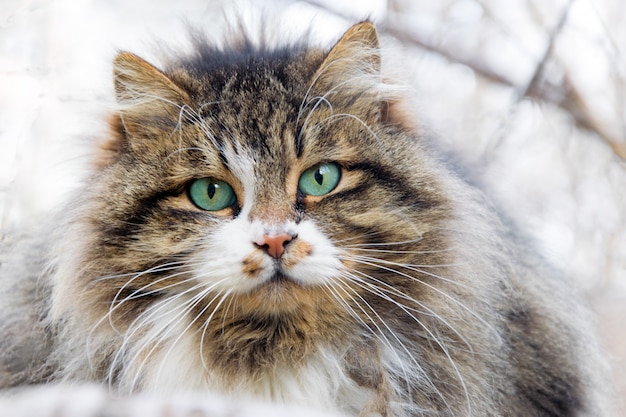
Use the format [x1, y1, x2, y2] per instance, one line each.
[111, 52, 190, 151]
[314, 21, 381, 87]
[309, 22, 392, 124]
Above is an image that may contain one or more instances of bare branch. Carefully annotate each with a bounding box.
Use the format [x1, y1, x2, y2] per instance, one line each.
[520, 0, 575, 100]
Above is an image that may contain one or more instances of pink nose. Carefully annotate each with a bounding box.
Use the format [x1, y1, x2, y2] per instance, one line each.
[254, 233, 294, 259]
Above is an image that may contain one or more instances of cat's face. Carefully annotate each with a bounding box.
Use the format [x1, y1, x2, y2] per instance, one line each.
[62, 22, 453, 390]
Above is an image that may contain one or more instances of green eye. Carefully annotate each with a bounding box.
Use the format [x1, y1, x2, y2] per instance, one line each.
[298, 163, 341, 196]
[188, 178, 236, 211]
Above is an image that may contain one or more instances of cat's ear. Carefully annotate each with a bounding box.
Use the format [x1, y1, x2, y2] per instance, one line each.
[112, 52, 190, 143]
[311, 22, 382, 119]
[319, 21, 381, 77]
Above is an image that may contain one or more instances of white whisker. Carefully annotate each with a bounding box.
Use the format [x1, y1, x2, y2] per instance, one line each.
[153, 288, 232, 388]
[107, 280, 207, 390]
[339, 270, 468, 415]
[198, 290, 233, 374]
[334, 275, 448, 410]
[116, 276, 230, 392]
[343, 254, 494, 335]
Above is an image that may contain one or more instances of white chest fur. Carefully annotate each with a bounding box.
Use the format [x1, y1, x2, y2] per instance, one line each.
[118, 319, 372, 415]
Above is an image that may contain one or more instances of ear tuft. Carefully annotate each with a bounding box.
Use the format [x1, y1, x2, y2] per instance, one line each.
[113, 52, 189, 106]
[328, 21, 380, 69]
[307, 22, 397, 123]
[312, 21, 381, 90]
[111, 52, 190, 147]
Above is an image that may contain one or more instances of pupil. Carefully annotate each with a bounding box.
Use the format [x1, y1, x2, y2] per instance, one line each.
[314, 169, 324, 185]
[207, 183, 216, 199]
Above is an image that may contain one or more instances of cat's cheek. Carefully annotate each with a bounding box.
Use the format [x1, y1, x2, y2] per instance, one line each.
[284, 221, 344, 286]
[192, 218, 274, 294]
[286, 255, 344, 286]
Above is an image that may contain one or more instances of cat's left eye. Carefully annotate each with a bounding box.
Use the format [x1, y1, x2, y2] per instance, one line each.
[298, 162, 341, 197]
[188, 178, 236, 211]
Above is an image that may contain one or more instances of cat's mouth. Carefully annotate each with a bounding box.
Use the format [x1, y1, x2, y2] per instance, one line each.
[233, 267, 332, 317]
[262, 271, 301, 293]
[236, 271, 308, 315]
[269, 272, 290, 284]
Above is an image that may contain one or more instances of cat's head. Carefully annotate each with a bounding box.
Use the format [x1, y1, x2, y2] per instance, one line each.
[52, 22, 455, 389]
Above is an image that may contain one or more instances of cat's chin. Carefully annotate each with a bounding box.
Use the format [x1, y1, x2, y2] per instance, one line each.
[269, 271, 290, 284]
[236, 272, 320, 315]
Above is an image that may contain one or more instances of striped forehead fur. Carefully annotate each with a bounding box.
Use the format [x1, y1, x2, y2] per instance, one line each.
[112, 21, 405, 127]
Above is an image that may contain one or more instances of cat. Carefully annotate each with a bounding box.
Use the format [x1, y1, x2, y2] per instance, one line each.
[0, 21, 611, 416]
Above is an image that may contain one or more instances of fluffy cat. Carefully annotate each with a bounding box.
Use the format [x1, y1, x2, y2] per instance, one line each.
[0, 21, 610, 416]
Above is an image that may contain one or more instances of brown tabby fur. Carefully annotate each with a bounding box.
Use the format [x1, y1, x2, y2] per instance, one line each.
[0, 22, 610, 416]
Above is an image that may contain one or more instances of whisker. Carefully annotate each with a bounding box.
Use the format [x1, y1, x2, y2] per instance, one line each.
[87, 262, 199, 373]
[325, 280, 405, 365]
[340, 271, 467, 415]
[350, 247, 459, 258]
[343, 254, 464, 287]
[308, 112, 382, 144]
[118, 277, 230, 392]
[93, 260, 189, 283]
[333, 276, 443, 409]
[296, 95, 333, 149]
[330, 231, 387, 245]
[345, 269, 474, 353]
[153, 288, 232, 388]
[107, 280, 208, 390]
[343, 255, 494, 334]
[198, 290, 234, 374]
[107, 267, 197, 334]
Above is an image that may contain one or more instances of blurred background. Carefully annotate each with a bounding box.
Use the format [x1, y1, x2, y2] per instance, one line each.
[1, 0, 624, 413]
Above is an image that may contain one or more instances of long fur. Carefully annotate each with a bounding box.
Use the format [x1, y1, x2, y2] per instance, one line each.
[0, 21, 611, 416]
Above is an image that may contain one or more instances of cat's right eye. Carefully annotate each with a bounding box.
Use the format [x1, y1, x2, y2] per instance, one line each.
[188, 178, 236, 212]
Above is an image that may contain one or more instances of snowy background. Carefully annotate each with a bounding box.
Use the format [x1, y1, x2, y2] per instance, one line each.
[1, 0, 625, 414]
